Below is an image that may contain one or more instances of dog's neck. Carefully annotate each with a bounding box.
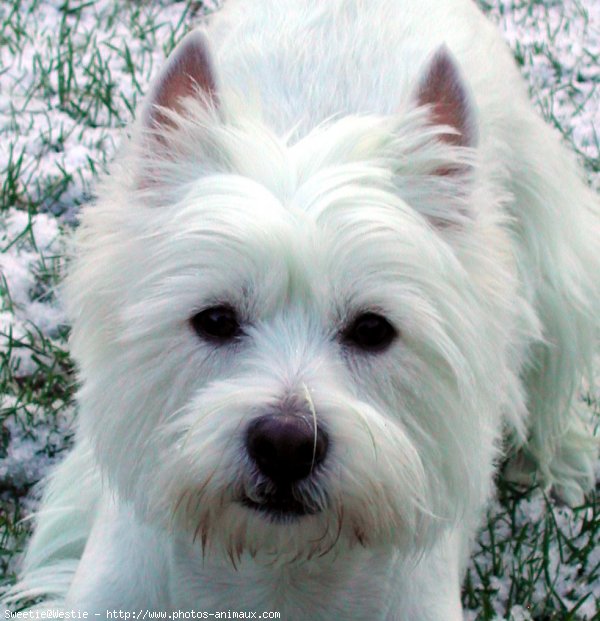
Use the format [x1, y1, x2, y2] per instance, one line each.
[169, 535, 401, 616]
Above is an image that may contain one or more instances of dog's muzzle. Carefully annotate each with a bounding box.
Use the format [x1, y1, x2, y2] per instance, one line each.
[242, 414, 329, 520]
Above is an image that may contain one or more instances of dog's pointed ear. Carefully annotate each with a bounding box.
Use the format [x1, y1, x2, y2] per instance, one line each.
[142, 30, 218, 131]
[415, 45, 477, 150]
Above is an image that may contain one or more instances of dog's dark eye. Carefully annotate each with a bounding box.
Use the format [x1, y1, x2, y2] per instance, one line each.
[191, 305, 242, 343]
[343, 312, 397, 352]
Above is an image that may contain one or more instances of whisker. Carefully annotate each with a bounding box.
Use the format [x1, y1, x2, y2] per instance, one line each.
[302, 382, 319, 473]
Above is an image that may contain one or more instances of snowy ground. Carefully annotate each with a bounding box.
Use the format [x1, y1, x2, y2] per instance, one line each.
[0, 1, 599, 619]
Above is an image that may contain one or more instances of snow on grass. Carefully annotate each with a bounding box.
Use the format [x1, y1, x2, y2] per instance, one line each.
[0, 0, 598, 618]
[464, 483, 600, 620]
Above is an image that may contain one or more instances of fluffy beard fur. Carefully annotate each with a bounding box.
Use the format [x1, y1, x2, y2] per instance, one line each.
[6, 0, 599, 617]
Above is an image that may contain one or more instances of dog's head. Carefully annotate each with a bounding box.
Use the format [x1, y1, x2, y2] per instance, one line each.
[66, 32, 526, 562]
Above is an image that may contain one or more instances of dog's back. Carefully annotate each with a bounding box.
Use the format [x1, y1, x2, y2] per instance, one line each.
[208, 0, 521, 135]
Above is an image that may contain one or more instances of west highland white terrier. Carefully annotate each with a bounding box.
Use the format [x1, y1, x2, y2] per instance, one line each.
[8, 0, 599, 619]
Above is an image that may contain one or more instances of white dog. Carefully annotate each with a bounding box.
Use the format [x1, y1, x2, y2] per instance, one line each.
[8, 0, 599, 619]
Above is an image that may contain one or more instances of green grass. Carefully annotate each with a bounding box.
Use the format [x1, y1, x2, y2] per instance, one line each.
[1, 1, 598, 618]
[463, 480, 600, 620]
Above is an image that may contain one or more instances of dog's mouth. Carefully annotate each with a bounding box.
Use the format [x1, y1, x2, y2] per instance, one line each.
[240, 490, 320, 521]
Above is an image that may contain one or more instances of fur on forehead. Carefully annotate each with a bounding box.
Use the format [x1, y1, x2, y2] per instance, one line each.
[131, 93, 476, 228]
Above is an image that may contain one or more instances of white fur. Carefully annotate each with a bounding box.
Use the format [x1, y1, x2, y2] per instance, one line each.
[6, 0, 599, 619]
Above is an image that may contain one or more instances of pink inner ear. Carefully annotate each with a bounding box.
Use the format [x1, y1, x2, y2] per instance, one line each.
[144, 30, 218, 131]
[416, 46, 476, 148]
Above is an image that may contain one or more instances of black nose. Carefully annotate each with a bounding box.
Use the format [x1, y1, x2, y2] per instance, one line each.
[246, 414, 328, 484]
